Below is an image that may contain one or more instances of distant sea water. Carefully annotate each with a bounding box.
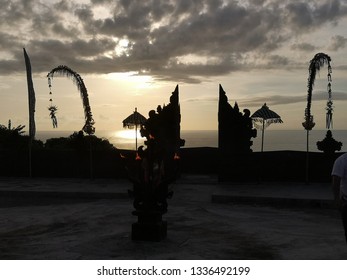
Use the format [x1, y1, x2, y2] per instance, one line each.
[35, 130, 347, 152]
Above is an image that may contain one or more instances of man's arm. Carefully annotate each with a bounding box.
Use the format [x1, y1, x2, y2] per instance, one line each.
[332, 175, 341, 208]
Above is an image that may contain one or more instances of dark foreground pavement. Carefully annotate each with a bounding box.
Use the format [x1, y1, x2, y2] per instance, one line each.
[0, 175, 346, 259]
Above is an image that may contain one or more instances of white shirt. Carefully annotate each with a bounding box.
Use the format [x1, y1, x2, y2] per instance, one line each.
[332, 153, 347, 197]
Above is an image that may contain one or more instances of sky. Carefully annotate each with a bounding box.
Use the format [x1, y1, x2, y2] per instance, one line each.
[2, 0, 347, 137]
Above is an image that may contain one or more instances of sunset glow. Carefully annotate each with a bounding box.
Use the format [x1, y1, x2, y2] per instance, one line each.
[115, 129, 143, 140]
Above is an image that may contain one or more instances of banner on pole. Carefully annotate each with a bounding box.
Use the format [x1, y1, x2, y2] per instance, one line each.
[23, 48, 36, 139]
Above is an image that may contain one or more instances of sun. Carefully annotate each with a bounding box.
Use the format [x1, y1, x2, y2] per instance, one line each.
[105, 71, 154, 89]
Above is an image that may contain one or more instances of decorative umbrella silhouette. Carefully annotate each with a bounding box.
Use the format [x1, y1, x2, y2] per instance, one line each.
[251, 103, 283, 152]
[122, 108, 147, 150]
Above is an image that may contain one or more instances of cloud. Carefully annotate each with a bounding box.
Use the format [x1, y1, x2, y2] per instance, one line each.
[291, 43, 316, 52]
[183, 93, 306, 107]
[285, 0, 347, 31]
[241, 90, 347, 107]
[1, 0, 347, 83]
[241, 94, 306, 107]
[184, 90, 347, 109]
[98, 114, 109, 120]
[328, 35, 347, 51]
[184, 96, 218, 103]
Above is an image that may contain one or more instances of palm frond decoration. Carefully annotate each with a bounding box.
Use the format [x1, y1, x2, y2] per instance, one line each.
[47, 65, 95, 135]
[304, 53, 333, 130]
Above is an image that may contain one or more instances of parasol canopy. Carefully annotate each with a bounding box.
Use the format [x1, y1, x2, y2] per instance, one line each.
[251, 103, 283, 152]
[122, 108, 147, 150]
[123, 107, 147, 129]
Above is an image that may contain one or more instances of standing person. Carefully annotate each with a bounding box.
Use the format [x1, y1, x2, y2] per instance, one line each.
[331, 153, 347, 243]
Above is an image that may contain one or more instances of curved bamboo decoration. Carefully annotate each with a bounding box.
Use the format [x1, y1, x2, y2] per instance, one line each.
[303, 53, 333, 184]
[47, 65, 95, 135]
[304, 53, 333, 130]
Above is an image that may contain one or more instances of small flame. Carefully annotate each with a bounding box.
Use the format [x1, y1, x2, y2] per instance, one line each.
[135, 152, 142, 161]
[149, 134, 155, 139]
[174, 153, 180, 160]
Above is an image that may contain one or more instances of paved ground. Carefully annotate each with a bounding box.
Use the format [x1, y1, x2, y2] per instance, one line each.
[0, 175, 346, 260]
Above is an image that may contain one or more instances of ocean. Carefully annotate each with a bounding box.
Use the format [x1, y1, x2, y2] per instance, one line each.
[34, 129, 347, 152]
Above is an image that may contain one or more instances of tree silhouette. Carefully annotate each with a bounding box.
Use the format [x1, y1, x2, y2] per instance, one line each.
[0, 120, 25, 136]
[0, 120, 43, 150]
[47, 65, 95, 135]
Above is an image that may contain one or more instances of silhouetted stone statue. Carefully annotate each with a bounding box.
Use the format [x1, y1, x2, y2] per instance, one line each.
[218, 84, 257, 154]
[317, 130, 342, 154]
[129, 85, 185, 241]
[218, 85, 258, 182]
